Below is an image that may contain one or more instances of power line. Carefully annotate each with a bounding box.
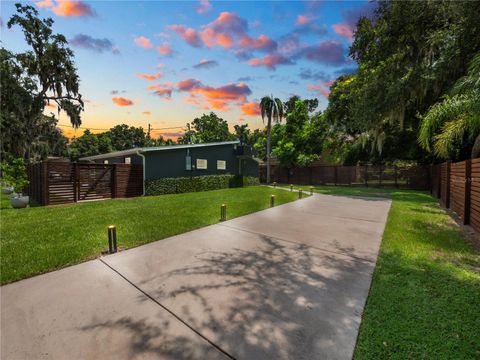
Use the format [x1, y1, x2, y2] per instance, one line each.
[56, 123, 185, 131]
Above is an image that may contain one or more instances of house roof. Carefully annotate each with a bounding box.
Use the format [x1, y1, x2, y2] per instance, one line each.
[79, 141, 240, 161]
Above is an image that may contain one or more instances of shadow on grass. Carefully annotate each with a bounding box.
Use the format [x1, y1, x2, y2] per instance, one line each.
[355, 250, 480, 359]
[83, 234, 375, 359]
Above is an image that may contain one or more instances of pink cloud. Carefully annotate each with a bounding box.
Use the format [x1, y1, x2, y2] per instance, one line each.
[136, 72, 162, 81]
[307, 81, 334, 98]
[333, 23, 354, 41]
[248, 54, 293, 70]
[197, 0, 212, 14]
[168, 25, 202, 47]
[134, 36, 153, 49]
[147, 83, 173, 99]
[168, 12, 248, 50]
[200, 27, 233, 48]
[193, 59, 219, 69]
[209, 12, 248, 35]
[296, 15, 315, 25]
[240, 102, 260, 116]
[303, 41, 346, 65]
[239, 34, 277, 52]
[36, 0, 95, 17]
[176, 79, 252, 111]
[112, 97, 134, 106]
[156, 44, 173, 55]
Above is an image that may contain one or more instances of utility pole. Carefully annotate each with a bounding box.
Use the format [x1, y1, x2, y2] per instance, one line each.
[147, 123, 151, 139]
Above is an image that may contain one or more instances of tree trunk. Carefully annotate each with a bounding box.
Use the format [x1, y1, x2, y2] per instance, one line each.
[266, 118, 271, 184]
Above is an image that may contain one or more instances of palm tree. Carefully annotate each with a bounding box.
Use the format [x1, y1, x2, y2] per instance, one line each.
[260, 95, 284, 183]
[419, 53, 480, 159]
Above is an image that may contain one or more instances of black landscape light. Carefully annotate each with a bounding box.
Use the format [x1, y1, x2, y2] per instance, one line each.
[108, 225, 117, 253]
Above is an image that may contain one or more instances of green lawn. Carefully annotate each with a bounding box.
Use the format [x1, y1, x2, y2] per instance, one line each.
[0, 186, 300, 284]
[283, 184, 480, 359]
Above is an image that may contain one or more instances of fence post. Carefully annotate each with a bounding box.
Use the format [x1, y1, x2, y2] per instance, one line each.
[446, 160, 451, 208]
[111, 164, 117, 199]
[435, 164, 441, 199]
[364, 165, 368, 187]
[464, 160, 471, 225]
[309, 166, 313, 185]
[73, 163, 78, 202]
[42, 161, 49, 205]
[334, 166, 338, 186]
[394, 165, 398, 188]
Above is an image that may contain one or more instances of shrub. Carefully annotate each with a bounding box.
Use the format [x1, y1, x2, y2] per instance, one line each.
[145, 174, 260, 195]
[146, 174, 235, 195]
[0, 158, 29, 194]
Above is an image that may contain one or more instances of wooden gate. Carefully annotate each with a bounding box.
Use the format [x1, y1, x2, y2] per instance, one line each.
[77, 164, 113, 201]
[26, 162, 143, 206]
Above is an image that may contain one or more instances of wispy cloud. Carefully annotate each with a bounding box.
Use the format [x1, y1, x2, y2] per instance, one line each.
[175, 78, 252, 110]
[147, 83, 174, 99]
[248, 54, 293, 70]
[112, 97, 134, 106]
[156, 44, 173, 55]
[240, 102, 260, 116]
[302, 41, 347, 65]
[134, 36, 153, 49]
[168, 25, 202, 47]
[333, 23, 354, 42]
[193, 59, 219, 69]
[307, 81, 334, 98]
[70, 34, 119, 54]
[197, 0, 212, 14]
[298, 68, 329, 81]
[136, 72, 162, 81]
[35, 0, 95, 17]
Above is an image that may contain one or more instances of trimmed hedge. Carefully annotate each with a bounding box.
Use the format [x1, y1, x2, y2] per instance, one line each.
[145, 174, 260, 195]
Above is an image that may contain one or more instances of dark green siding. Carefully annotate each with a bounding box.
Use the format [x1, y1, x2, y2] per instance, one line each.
[92, 154, 143, 165]
[240, 157, 260, 177]
[144, 144, 240, 180]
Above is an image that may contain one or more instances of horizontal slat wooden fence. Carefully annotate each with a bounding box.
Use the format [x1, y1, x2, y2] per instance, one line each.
[25, 162, 143, 206]
[430, 159, 479, 232]
[261, 159, 480, 232]
[260, 164, 430, 190]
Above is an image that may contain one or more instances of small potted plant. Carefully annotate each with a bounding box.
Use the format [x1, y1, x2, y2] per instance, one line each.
[1, 159, 30, 208]
[1, 181, 14, 195]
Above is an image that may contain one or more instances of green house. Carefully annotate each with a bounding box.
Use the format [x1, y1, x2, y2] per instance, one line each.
[79, 140, 259, 184]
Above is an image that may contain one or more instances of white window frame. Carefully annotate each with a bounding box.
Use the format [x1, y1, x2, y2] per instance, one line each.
[124, 157, 131, 164]
[196, 158, 208, 169]
[103, 160, 109, 164]
[217, 160, 226, 170]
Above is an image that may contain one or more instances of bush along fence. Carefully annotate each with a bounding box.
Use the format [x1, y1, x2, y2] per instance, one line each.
[26, 162, 143, 206]
[260, 164, 431, 190]
[145, 175, 259, 196]
[430, 158, 480, 232]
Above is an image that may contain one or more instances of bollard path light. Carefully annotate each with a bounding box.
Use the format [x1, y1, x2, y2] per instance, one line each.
[270, 194, 275, 207]
[220, 204, 227, 222]
[273, 182, 277, 188]
[299, 189, 303, 199]
[290, 184, 294, 191]
[310, 186, 314, 195]
[107, 225, 118, 253]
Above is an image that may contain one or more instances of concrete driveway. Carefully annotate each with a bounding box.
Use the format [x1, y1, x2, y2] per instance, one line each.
[1, 193, 391, 360]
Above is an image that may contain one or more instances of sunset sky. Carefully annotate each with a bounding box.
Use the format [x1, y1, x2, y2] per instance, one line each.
[1, 0, 374, 139]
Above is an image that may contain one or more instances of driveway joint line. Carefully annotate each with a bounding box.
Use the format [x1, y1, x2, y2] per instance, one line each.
[98, 258, 236, 360]
[217, 223, 376, 264]
[294, 209, 388, 224]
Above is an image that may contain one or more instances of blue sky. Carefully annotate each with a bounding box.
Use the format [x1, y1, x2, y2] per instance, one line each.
[1, 0, 373, 139]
